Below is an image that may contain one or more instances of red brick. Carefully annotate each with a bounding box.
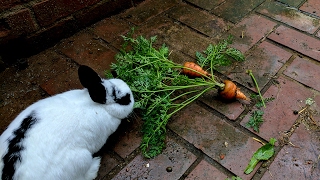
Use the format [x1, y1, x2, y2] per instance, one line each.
[0, 0, 21, 12]
[261, 125, 320, 180]
[213, 0, 264, 23]
[300, 0, 320, 17]
[227, 14, 277, 53]
[112, 138, 196, 179]
[257, 1, 320, 34]
[113, 119, 142, 158]
[240, 76, 314, 140]
[0, 89, 46, 133]
[40, 68, 82, 95]
[185, 160, 228, 180]
[26, 16, 75, 49]
[165, 25, 215, 57]
[269, 26, 320, 61]
[32, 0, 100, 27]
[26, 49, 76, 85]
[74, 0, 132, 28]
[200, 89, 246, 120]
[0, 26, 10, 38]
[57, 32, 116, 77]
[5, 8, 37, 35]
[92, 17, 132, 43]
[185, 0, 224, 11]
[121, 0, 178, 25]
[111, 16, 178, 51]
[169, 103, 262, 179]
[284, 57, 320, 92]
[168, 4, 232, 37]
[132, 0, 145, 6]
[96, 153, 120, 180]
[225, 41, 292, 92]
[277, 0, 304, 7]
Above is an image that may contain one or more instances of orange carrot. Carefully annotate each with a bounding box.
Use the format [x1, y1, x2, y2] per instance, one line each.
[182, 62, 210, 77]
[219, 80, 249, 100]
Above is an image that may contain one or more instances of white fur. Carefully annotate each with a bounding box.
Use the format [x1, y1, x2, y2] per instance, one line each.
[0, 68, 134, 180]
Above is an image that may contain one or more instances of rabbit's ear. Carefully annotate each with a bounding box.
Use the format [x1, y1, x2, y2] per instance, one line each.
[78, 65, 106, 104]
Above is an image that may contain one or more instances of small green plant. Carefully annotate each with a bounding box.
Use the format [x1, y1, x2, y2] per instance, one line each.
[245, 95, 274, 132]
[196, 36, 245, 72]
[246, 109, 264, 132]
[244, 138, 277, 174]
[225, 176, 243, 180]
[245, 71, 274, 132]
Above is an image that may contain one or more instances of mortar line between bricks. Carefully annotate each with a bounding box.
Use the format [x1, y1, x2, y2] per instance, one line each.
[282, 72, 320, 94]
[196, 99, 272, 145]
[266, 36, 320, 63]
[238, 0, 269, 24]
[255, 10, 320, 38]
[165, 133, 206, 177]
[124, 2, 179, 27]
[260, 38, 320, 67]
[249, 103, 309, 179]
[315, 28, 320, 37]
[104, 147, 142, 180]
[177, 156, 203, 180]
[181, 0, 225, 11]
[167, 129, 236, 179]
[166, 16, 211, 38]
[276, 0, 307, 9]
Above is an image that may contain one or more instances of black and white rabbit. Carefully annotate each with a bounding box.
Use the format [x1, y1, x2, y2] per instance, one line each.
[0, 65, 134, 180]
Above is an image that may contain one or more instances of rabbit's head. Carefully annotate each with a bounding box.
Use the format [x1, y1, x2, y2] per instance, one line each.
[78, 65, 134, 119]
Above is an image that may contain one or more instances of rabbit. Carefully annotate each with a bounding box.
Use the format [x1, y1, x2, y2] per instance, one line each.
[0, 65, 134, 180]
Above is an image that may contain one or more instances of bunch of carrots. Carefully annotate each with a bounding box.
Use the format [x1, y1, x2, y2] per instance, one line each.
[182, 61, 248, 101]
[111, 34, 248, 158]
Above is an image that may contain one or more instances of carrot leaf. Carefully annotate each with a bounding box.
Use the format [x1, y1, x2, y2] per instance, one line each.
[244, 138, 276, 174]
[196, 35, 245, 71]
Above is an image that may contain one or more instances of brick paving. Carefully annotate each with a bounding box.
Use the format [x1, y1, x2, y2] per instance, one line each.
[1, 0, 320, 179]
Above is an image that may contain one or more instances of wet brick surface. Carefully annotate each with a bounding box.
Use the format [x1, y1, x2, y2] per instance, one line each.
[227, 41, 292, 92]
[213, 0, 265, 23]
[112, 138, 197, 180]
[299, 0, 320, 17]
[268, 25, 320, 62]
[261, 125, 320, 180]
[169, 103, 262, 179]
[1, 0, 320, 179]
[226, 14, 277, 53]
[277, 0, 305, 7]
[185, 160, 228, 180]
[257, 1, 320, 34]
[168, 3, 232, 37]
[284, 56, 320, 92]
[240, 76, 316, 141]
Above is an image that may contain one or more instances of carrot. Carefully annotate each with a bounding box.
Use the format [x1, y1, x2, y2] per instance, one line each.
[182, 62, 210, 77]
[219, 80, 249, 100]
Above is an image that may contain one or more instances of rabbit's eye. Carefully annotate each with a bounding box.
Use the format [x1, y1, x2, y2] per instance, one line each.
[115, 93, 131, 105]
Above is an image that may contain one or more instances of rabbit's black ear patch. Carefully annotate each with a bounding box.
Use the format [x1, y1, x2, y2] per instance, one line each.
[78, 65, 102, 89]
[78, 65, 106, 104]
[88, 83, 106, 104]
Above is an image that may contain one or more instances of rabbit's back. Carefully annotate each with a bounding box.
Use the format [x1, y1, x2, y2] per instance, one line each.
[0, 65, 134, 180]
[0, 89, 121, 180]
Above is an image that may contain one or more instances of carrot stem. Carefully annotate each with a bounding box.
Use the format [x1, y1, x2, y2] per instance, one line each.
[247, 70, 265, 108]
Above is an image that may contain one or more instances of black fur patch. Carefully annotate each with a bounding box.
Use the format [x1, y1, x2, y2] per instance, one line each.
[116, 93, 131, 105]
[2, 113, 38, 180]
[112, 87, 131, 105]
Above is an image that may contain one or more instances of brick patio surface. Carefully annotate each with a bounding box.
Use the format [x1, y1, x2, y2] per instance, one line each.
[1, 0, 320, 179]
